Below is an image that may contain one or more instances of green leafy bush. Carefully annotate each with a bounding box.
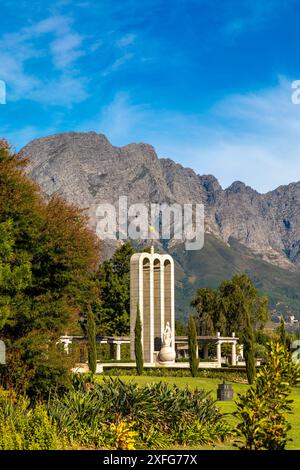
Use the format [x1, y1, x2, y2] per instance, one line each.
[0, 389, 63, 449]
[48, 377, 231, 448]
[234, 341, 300, 450]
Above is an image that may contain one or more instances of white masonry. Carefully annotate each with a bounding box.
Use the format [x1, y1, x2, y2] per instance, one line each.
[130, 246, 175, 365]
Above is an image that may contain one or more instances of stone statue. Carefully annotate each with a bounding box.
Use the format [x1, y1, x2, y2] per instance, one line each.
[163, 321, 172, 347]
[158, 321, 176, 364]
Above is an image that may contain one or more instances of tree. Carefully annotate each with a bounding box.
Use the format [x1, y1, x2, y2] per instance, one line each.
[110, 242, 134, 279]
[134, 305, 143, 375]
[95, 242, 134, 336]
[192, 274, 269, 383]
[87, 307, 97, 374]
[191, 288, 221, 335]
[243, 311, 256, 384]
[277, 316, 289, 349]
[218, 275, 269, 335]
[188, 315, 199, 377]
[175, 319, 187, 336]
[0, 220, 31, 330]
[234, 341, 300, 450]
[0, 140, 101, 395]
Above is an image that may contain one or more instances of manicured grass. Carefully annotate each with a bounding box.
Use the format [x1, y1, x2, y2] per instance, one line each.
[96, 375, 300, 450]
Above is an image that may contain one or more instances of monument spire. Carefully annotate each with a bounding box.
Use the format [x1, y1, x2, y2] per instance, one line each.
[149, 224, 155, 255]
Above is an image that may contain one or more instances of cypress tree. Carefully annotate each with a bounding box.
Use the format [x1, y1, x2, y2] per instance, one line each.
[278, 316, 288, 349]
[244, 312, 256, 384]
[87, 307, 97, 375]
[135, 305, 143, 375]
[188, 315, 199, 377]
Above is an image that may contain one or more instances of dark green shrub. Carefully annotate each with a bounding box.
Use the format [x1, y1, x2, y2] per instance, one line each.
[102, 366, 247, 383]
[188, 315, 199, 377]
[134, 305, 143, 375]
[244, 312, 256, 384]
[87, 307, 97, 374]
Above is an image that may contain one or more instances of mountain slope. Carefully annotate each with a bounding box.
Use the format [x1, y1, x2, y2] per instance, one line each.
[171, 235, 300, 321]
[20, 132, 300, 319]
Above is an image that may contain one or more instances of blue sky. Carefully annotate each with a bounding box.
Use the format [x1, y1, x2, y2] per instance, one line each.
[1, 0, 300, 192]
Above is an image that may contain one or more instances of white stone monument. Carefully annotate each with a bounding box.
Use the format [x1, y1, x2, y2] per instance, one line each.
[130, 246, 175, 365]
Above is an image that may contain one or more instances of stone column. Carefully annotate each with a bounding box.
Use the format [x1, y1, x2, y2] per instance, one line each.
[231, 341, 237, 366]
[116, 342, 121, 361]
[149, 257, 154, 364]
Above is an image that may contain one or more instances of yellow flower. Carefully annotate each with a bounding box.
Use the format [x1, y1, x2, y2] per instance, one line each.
[111, 421, 138, 450]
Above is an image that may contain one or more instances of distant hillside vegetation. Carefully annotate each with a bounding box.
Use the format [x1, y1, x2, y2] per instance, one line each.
[171, 234, 300, 321]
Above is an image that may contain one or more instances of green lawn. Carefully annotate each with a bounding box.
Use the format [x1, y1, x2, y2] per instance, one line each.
[97, 375, 300, 450]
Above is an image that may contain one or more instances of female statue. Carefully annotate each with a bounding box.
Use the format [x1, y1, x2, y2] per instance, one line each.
[163, 321, 172, 347]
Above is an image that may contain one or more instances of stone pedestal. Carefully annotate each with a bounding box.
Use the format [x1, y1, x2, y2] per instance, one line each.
[158, 345, 176, 365]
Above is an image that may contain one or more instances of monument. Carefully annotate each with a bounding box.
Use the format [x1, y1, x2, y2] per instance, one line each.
[130, 246, 176, 365]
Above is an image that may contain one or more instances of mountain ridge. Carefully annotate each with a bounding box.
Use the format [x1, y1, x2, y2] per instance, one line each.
[20, 131, 300, 318]
[21, 131, 300, 272]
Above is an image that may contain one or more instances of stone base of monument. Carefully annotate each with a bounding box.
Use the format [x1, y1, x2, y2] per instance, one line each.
[157, 346, 176, 365]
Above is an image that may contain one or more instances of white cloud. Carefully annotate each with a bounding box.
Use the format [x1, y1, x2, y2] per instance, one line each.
[101, 53, 134, 77]
[50, 33, 84, 69]
[30, 15, 71, 36]
[0, 14, 87, 105]
[116, 34, 136, 48]
[28, 74, 89, 107]
[79, 92, 148, 138]
[78, 79, 300, 193]
[101, 32, 136, 76]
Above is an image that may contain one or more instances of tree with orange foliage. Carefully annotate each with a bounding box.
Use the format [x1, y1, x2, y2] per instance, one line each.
[0, 140, 101, 396]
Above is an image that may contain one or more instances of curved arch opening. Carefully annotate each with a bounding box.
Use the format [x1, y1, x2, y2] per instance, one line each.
[164, 259, 172, 335]
[153, 258, 162, 351]
[142, 257, 151, 362]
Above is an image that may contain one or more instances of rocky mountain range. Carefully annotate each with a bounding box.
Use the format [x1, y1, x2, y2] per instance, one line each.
[21, 132, 300, 319]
